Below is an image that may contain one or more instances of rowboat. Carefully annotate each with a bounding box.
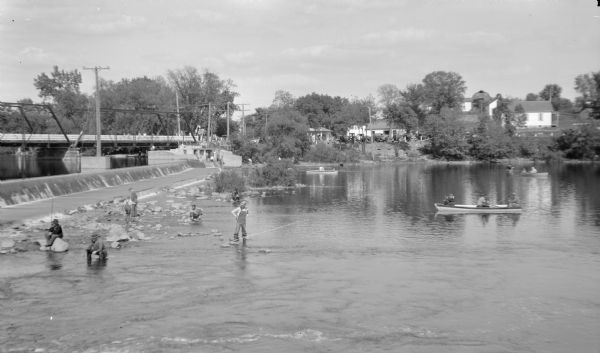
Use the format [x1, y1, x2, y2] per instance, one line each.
[520, 172, 548, 177]
[434, 203, 523, 214]
[306, 167, 338, 175]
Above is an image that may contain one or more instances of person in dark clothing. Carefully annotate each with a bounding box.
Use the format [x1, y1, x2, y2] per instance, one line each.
[86, 233, 107, 261]
[45, 219, 63, 247]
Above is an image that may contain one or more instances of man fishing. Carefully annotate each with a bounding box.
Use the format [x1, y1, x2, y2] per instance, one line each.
[189, 204, 203, 222]
[86, 233, 107, 261]
[231, 200, 249, 243]
[45, 218, 63, 247]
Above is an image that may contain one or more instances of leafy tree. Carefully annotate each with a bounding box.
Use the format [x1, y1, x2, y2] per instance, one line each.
[400, 83, 426, 122]
[553, 125, 600, 159]
[377, 84, 401, 107]
[539, 84, 562, 100]
[382, 103, 418, 134]
[330, 96, 374, 136]
[99, 76, 175, 135]
[167, 66, 238, 139]
[489, 95, 525, 136]
[469, 116, 516, 160]
[33, 66, 89, 133]
[295, 93, 348, 130]
[574, 71, 600, 119]
[539, 84, 562, 111]
[271, 90, 295, 109]
[421, 71, 466, 113]
[526, 93, 539, 101]
[420, 107, 470, 160]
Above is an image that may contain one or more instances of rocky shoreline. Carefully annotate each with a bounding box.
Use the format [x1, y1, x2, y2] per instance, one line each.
[0, 172, 268, 256]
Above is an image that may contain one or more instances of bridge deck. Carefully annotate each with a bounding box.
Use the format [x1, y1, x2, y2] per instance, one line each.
[0, 133, 207, 147]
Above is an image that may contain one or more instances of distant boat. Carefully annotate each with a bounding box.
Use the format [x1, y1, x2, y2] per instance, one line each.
[520, 171, 549, 177]
[434, 203, 523, 214]
[306, 167, 338, 175]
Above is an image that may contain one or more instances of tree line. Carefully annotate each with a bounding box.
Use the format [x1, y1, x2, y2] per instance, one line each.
[1, 65, 599, 161]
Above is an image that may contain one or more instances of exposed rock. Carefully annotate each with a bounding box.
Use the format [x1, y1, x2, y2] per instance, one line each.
[0, 239, 15, 249]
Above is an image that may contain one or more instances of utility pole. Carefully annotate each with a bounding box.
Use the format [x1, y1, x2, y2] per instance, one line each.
[176, 90, 182, 145]
[264, 112, 268, 138]
[226, 102, 230, 141]
[208, 102, 212, 143]
[237, 103, 250, 137]
[368, 106, 373, 143]
[83, 66, 110, 157]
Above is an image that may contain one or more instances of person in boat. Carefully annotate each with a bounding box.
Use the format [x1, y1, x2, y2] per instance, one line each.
[507, 193, 520, 208]
[86, 233, 107, 261]
[442, 193, 456, 205]
[506, 164, 514, 173]
[529, 166, 537, 174]
[45, 219, 64, 247]
[477, 196, 490, 208]
[189, 204, 203, 222]
[231, 200, 249, 243]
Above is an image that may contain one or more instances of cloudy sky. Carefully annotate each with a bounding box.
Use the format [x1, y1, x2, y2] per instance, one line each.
[1, 0, 599, 114]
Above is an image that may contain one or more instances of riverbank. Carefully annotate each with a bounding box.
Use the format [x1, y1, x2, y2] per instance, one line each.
[0, 166, 245, 256]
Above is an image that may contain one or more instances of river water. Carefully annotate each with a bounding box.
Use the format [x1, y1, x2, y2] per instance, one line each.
[1, 163, 599, 352]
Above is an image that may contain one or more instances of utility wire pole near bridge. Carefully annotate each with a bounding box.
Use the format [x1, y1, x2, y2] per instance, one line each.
[237, 103, 250, 136]
[83, 66, 110, 157]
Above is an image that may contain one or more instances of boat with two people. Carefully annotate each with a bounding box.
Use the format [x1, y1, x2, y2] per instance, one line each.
[520, 166, 548, 177]
[306, 166, 338, 175]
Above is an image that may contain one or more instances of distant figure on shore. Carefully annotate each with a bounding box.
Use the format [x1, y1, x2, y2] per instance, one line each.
[507, 193, 520, 208]
[477, 196, 490, 208]
[189, 204, 203, 222]
[232, 189, 241, 203]
[45, 219, 63, 247]
[443, 193, 455, 205]
[129, 188, 138, 218]
[86, 233, 107, 261]
[231, 201, 249, 243]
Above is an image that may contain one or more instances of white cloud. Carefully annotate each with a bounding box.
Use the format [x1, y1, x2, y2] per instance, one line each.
[18, 47, 50, 61]
[360, 28, 433, 43]
[81, 14, 147, 35]
[193, 9, 226, 22]
[281, 45, 331, 58]
[225, 51, 255, 64]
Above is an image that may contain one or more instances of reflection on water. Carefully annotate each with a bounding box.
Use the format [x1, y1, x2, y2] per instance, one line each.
[2, 163, 600, 352]
[45, 252, 65, 271]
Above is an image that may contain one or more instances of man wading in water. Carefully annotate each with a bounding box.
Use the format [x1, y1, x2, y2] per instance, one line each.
[231, 201, 249, 243]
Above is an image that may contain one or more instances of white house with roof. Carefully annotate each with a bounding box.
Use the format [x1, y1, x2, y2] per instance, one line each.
[347, 120, 405, 140]
[488, 99, 554, 128]
[509, 101, 554, 128]
[308, 127, 333, 143]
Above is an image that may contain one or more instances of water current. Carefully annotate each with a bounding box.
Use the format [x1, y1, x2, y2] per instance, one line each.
[1, 163, 599, 352]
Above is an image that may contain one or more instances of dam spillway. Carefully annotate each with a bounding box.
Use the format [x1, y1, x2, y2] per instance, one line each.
[0, 160, 204, 207]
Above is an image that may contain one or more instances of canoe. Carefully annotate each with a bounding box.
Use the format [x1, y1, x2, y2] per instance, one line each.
[434, 203, 522, 214]
[306, 169, 338, 175]
[520, 172, 548, 177]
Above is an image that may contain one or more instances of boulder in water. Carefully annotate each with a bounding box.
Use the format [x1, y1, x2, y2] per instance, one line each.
[1, 239, 15, 249]
[50, 238, 69, 252]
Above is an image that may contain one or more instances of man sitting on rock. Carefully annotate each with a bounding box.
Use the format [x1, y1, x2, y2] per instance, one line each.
[86, 233, 107, 261]
[189, 204, 203, 222]
[45, 219, 63, 247]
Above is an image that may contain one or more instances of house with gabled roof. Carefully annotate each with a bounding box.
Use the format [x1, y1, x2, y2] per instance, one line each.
[507, 100, 554, 128]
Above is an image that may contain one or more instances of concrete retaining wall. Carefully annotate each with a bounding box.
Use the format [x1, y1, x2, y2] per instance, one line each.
[0, 161, 202, 207]
[81, 156, 111, 171]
